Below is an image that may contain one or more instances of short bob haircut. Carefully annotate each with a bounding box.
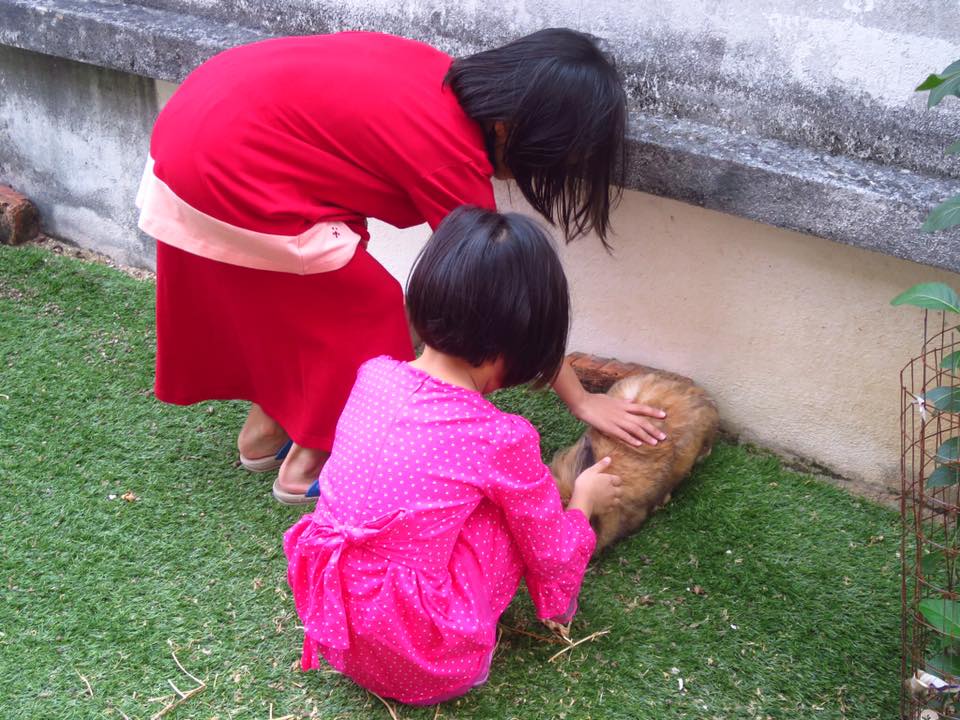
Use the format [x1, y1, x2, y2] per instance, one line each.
[445, 28, 627, 246]
[406, 206, 570, 389]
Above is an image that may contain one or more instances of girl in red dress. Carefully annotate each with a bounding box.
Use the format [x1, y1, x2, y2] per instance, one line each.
[138, 29, 667, 503]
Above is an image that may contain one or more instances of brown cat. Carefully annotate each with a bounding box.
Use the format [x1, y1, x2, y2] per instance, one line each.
[550, 371, 720, 551]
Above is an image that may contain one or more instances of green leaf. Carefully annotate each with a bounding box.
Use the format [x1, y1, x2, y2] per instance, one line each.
[928, 465, 960, 488]
[946, 140, 960, 156]
[920, 598, 960, 637]
[942, 351, 960, 373]
[917, 73, 946, 91]
[923, 197, 960, 233]
[925, 61, 960, 107]
[930, 76, 960, 107]
[927, 387, 960, 413]
[917, 61, 960, 103]
[936, 438, 960, 464]
[928, 650, 960, 678]
[891, 282, 960, 313]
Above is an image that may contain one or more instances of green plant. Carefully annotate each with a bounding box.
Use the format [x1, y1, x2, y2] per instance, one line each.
[893, 62, 960, 715]
[891, 283, 960, 485]
[893, 281, 960, 712]
[899, 54, 960, 489]
[892, 285, 960, 426]
[916, 60, 960, 232]
[897, 56, 960, 457]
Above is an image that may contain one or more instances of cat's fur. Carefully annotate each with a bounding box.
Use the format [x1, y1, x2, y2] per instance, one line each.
[550, 371, 719, 550]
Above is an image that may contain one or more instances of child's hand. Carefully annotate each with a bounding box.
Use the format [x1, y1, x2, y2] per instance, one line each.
[571, 391, 666, 447]
[551, 364, 664, 447]
[568, 456, 622, 519]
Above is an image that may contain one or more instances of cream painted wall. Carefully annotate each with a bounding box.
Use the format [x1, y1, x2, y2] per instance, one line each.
[366, 185, 960, 490]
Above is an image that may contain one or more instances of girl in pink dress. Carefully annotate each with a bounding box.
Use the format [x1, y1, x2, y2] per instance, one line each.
[284, 207, 623, 704]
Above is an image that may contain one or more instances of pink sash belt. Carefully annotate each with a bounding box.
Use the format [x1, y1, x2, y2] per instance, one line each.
[136, 156, 361, 275]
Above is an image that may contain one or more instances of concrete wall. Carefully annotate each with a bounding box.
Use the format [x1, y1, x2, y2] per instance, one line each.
[119, 0, 960, 179]
[368, 186, 958, 489]
[0, 45, 157, 267]
[1, 0, 959, 269]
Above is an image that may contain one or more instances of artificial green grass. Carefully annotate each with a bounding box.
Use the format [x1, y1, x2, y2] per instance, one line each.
[0, 245, 900, 719]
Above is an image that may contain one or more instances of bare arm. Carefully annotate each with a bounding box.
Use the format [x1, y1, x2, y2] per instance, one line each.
[551, 359, 668, 446]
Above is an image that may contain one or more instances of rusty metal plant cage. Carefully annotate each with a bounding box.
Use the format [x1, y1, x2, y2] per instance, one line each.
[901, 311, 960, 720]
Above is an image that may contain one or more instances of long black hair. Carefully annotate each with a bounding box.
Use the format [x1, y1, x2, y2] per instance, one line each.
[445, 28, 626, 246]
[406, 206, 570, 389]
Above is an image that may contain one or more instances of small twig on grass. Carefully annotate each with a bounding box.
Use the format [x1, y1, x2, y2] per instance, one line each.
[499, 623, 567, 645]
[547, 630, 610, 663]
[149, 645, 206, 720]
[492, 625, 503, 659]
[75, 669, 93, 697]
[369, 690, 400, 720]
[433, 704, 441, 720]
[542, 618, 573, 645]
[169, 642, 204, 686]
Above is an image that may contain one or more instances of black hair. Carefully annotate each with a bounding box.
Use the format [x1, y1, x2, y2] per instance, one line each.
[406, 206, 570, 389]
[445, 28, 627, 247]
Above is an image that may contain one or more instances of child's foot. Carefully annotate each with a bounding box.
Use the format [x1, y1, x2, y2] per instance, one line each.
[272, 444, 329, 504]
[238, 403, 289, 470]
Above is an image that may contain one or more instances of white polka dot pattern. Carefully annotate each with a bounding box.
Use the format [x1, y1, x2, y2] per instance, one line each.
[283, 356, 596, 704]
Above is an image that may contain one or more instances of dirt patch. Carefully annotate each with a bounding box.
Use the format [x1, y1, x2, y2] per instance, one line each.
[25, 234, 155, 282]
[796, 468, 899, 511]
[0, 279, 28, 302]
[733, 433, 901, 510]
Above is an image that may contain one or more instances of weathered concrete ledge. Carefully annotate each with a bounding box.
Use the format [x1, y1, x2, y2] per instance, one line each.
[0, 0, 266, 82]
[1, 0, 959, 271]
[626, 114, 960, 272]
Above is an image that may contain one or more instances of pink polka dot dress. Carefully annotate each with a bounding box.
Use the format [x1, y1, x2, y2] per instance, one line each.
[284, 356, 596, 704]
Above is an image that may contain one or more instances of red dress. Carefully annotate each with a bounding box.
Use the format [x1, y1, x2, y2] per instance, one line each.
[139, 33, 496, 448]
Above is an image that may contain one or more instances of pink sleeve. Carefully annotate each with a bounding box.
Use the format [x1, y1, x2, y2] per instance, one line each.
[409, 161, 497, 230]
[484, 417, 597, 620]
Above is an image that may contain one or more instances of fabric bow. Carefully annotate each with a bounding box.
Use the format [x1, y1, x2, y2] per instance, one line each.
[288, 508, 406, 650]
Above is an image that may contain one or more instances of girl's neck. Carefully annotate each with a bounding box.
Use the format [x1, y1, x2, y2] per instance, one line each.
[409, 347, 501, 394]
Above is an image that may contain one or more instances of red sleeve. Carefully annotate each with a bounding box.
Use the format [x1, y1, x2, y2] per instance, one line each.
[409, 161, 497, 230]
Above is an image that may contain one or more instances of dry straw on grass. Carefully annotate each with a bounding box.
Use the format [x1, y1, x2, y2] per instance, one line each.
[149, 644, 207, 720]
